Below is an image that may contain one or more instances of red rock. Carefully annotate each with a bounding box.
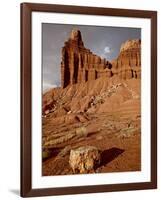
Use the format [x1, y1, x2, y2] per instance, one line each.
[112, 39, 141, 80]
[61, 29, 112, 88]
[61, 30, 141, 88]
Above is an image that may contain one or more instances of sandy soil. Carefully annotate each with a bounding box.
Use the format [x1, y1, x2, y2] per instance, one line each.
[42, 112, 141, 176]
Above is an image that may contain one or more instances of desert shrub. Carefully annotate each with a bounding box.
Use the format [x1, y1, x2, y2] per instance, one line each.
[76, 126, 87, 137]
[42, 149, 52, 160]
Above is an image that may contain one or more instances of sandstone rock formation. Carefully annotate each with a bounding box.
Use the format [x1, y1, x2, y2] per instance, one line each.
[69, 146, 101, 173]
[111, 39, 141, 79]
[61, 29, 112, 88]
[61, 29, 141, 88]
[42, 31, 141, 176]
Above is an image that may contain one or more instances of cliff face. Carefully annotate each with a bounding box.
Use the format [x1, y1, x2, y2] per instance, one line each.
[61, 29, 141, 88]
[61, 29, 112, 88]
[111, 39, 141, 79]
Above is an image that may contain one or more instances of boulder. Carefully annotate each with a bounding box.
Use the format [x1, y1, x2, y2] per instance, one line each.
[69, 146, 101, 173]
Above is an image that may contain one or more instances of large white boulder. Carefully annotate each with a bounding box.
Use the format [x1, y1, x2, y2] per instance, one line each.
[69, 146, 101, 174]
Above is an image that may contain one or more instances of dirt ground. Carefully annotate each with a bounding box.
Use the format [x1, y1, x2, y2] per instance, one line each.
[42, 112, 141, 176]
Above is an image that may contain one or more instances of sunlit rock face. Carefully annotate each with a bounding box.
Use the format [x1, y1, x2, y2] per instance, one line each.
[111, 39, 141, 79]
[61, 29, 141, 88]
[61, 29, 112, 88]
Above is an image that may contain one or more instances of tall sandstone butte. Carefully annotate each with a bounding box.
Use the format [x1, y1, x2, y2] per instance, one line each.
[61, 29, 141, 88]
[111, 39, 141, 79]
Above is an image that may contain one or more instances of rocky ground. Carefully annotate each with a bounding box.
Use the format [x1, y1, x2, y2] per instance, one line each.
[42, 77, 141, 176]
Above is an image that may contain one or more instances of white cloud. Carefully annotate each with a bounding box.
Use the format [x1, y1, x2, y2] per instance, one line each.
[43, 82, 58, 93]
[104, 46, 112, 54]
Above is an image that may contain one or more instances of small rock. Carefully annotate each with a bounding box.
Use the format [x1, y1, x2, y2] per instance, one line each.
[69, 146, 101, 174]
[45, 109, 50, 115]
[96, 135, 103, 140]
[67, 110, 72, 114]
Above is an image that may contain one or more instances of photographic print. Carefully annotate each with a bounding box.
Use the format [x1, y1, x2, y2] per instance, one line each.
[21, 3, 157, 197]
[42, 24, 141, 176]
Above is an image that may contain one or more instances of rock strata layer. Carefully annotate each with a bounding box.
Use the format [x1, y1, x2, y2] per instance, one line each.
[111, 39, 141, 79]
[61, 29, 112, 88]
[61, 29, 141, 88]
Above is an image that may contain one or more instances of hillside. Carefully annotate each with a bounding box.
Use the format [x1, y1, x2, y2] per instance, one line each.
[42, 77, 141, 175]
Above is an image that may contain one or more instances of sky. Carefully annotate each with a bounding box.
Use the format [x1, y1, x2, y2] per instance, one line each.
[42, 23, 141, 92]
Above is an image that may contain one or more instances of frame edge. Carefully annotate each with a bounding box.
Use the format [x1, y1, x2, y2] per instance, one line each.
[20, 3, 32, 197]
[20, 3, 157, 197]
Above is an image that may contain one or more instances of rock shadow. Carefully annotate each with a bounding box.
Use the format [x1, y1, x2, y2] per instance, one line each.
[100, 147, 124, 167]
